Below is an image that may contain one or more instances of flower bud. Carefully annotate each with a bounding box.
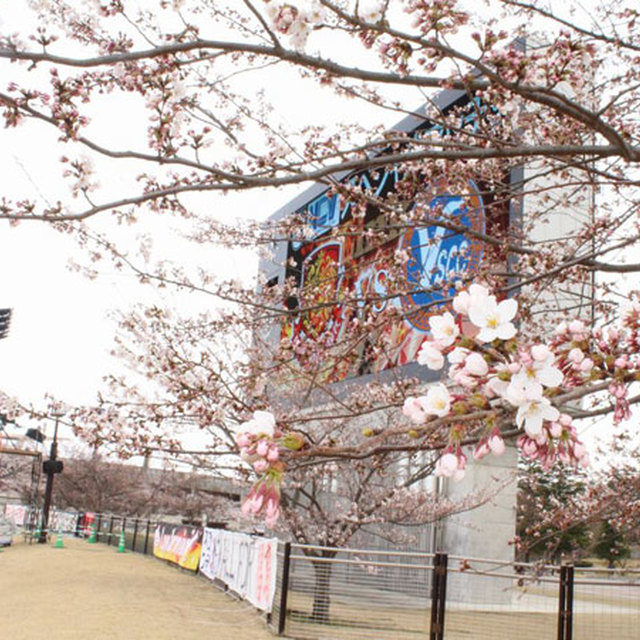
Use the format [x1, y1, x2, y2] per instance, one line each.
[282, 432, 305, 450]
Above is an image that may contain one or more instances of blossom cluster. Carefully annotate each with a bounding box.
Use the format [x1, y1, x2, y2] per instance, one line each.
[235, 410, 304, 527]
[404, 284, 600, 479]
[263, 1, 325, 50]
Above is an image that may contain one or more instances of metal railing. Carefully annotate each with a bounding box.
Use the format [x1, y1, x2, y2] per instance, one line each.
[270, 544, 640, 640]
[20, 508, 158, 555]
[9, 507, 640, 639]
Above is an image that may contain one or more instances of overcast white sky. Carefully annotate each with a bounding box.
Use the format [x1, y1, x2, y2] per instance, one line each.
[0, 1, 405, 416]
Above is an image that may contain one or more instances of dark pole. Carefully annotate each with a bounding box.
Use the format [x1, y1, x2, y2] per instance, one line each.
[143, 519, 151, 555]
[557, 565, 575, 640]
[38, 414, 61, 544]
[277, 542, 292, 636]
[429, 552, 448, 640]
[132, 518, 139, 553]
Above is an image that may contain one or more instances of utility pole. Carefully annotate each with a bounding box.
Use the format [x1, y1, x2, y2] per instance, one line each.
[38, 410, 64, 544]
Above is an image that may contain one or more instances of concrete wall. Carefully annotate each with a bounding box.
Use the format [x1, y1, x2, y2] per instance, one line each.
[439, 445, 518, 604]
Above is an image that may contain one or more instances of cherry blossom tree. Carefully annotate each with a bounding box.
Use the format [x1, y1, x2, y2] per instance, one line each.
[54, 449, 234, 520]
[1, 0, 640, 538]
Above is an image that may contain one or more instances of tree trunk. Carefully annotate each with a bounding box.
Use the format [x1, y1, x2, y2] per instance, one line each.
[311, 559, 333, 623]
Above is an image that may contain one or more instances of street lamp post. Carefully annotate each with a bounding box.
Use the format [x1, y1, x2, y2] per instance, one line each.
[38, 410, 64, 544]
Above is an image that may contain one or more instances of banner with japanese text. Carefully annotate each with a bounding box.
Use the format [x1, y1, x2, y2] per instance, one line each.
[199, 528, 278, 612]
[3, 504, 27, 527]
[153, 522, 202, 571]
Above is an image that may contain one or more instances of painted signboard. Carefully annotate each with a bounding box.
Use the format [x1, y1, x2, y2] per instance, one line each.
[278, 96, 509, 382]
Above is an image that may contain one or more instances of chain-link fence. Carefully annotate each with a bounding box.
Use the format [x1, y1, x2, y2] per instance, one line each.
[271, 545, 640, 640]
[9, 507, 640, 639]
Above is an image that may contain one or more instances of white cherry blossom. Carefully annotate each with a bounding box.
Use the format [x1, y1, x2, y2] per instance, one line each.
[422, 383, 452, 418]
[417, 341, 445, 370]
[464, 352, 489, 377]
[467, 295, 518, 343]
[508, 347, 563, 396]
[402, 396, 428, 424]
[447, 346, 470, 365]
[515, 396, 560, 437]
[452, 283, 491, 315]
[239, 410, 276, 437]
[428, 312, 459, 347]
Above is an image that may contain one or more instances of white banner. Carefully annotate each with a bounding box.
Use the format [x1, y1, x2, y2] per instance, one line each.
[3, 504, 27, 527]
[50, 510, 78, 534]
[199, 528, 278, 613]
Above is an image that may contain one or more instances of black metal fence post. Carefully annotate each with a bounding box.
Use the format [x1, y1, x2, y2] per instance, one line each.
[143, 519, 151, 555]
[558, 565, 575, 640]
[108, 515, 114, 546]
[122, 517, 127, 549]
[277, 542, 292, 636]
[95, 514, 102, 543]
[430, 552, 448, 640]
[132, 518, 139, 553]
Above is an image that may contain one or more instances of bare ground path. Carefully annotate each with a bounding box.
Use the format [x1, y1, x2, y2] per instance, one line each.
[0, 537, 276, 639]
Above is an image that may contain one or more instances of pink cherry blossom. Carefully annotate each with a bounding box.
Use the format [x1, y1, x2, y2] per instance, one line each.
[452, 283, 491, 315]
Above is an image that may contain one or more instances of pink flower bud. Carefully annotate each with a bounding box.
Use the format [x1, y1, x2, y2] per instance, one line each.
[236, 433, 252, 448]
[580, 358, 594, 372]
[531, 345, 551, 362]
[436, 453, 458, 477]
[508, 362, 521, 374]
[453, 291, 470, 315]
[568, 320, 585, 334]
[488, 434, 505, 455]
[549, 422, 562, 438]
[465, 352, 489, 376]
[473, 441, 490, 460]
[568, 348, 584, 364]
[256, 439, 269, 457]
[267, 446, 280, 462]
[253, 459, 269, 473]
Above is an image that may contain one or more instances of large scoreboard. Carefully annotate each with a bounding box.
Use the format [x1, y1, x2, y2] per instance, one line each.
[265, 90, 514, 384]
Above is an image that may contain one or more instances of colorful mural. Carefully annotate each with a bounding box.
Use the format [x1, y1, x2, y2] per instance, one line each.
[281, 98, 502, 382]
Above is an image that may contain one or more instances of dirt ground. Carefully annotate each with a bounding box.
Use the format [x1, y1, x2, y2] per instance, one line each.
[0, 536, 276, 640]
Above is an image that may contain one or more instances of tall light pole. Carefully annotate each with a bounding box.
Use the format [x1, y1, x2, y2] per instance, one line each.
[38, 408, 65, 544]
